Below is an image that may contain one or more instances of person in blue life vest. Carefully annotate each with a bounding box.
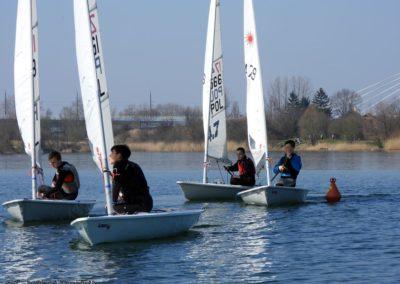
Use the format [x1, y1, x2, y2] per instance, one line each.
[273, 140, 302, 187]
[38, 150, 80, 200]
[224, 147, 256, 186]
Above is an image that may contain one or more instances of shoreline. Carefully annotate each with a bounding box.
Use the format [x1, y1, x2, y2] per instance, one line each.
[3, 139, 400, 154]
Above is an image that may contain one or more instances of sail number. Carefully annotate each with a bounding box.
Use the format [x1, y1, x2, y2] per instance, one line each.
[208, 120, 220, 142]
[209, 59, 224, 117]
[90, 12, 106, 98]
[32, 59, 37, 77]
[245, 64, 257, 80]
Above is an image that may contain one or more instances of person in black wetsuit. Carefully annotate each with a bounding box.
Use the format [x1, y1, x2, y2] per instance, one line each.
[38, 151, 80, 200]
[109, 144, 153, 214]
[224, 147, 256, 186]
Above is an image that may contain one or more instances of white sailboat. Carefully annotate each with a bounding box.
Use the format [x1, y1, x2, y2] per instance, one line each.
[2, 0, 95, 222]
[70, 0, 203, 245]
[177, 0, 252, 201]
[237, 0, 309, 206]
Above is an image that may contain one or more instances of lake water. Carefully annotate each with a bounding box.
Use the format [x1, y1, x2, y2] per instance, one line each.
[1, 152, 400, 283]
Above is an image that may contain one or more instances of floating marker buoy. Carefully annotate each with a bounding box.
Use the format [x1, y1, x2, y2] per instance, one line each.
[326, 177, 341, 203]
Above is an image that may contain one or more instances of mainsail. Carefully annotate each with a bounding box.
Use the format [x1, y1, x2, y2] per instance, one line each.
[203, 0, 228, 182]
[74, 0, 114, 213]
[14, 0, 42, 199]
[244, 0, 270, 184]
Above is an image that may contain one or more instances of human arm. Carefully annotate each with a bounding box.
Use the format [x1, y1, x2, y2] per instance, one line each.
[225, 161, 238, 172]
[273, 157, 284, 174]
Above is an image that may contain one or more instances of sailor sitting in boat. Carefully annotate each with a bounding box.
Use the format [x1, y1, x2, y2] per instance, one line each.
[224, 147, 256, 186]
[273, 140, 302, 187]
[38, 151, 80, 200]
[109, 144, 153, 214]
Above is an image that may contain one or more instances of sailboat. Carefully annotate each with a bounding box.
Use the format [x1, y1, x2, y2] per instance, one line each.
[2, 0, 95, 223]
[237, 0, 309, 206]
[70, 0, 203, 245]
[177, 0, 252, 201]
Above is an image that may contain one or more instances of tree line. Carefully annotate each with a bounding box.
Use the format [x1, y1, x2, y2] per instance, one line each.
[1, 76, 400, 153]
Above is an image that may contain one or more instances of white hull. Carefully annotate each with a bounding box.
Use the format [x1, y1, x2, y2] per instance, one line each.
[177, 181, 251, 201]
[2, 199, 95, 223]
[71, 209, 204, 245]
[237, 186, 309, 207]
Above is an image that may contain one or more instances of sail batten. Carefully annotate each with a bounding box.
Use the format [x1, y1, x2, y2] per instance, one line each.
[244, 0, 270, 184]
[203, 0, 228, 182]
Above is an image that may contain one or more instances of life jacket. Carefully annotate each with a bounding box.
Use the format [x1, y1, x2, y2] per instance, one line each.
[59, 162, 80, 194]
[238, 158, 255, 177]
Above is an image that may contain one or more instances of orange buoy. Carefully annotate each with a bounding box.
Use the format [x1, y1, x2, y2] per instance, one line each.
[326, 177, 341, 203]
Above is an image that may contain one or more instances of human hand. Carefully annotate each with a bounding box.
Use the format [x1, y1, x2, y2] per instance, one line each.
[278, 165, 286, 172]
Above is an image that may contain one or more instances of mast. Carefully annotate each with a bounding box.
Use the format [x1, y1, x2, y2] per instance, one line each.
[202, 0, 218, 183]
[29, 0, 37, 199]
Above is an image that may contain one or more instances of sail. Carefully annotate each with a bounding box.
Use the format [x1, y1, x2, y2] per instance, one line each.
[14, 0, 41, 166]
[244, 0, 270, 181]
[203, 0, 228, 162]
[73, 0, 114, 171]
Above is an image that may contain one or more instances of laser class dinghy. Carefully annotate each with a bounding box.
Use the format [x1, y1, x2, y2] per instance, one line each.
[237, 0, 309, 207]
[70, 0, 202, 245]
[177, 0, 251, 201]
[2, 0, 94, 223]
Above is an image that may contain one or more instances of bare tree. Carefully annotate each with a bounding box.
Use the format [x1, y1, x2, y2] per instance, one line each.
[331, 89, 361, 117]
[229, 101, 241, 118]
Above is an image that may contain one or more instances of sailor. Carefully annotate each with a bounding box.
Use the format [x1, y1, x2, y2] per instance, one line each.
[273, 140, 302, 187]
[38, 150, 80, 200]
[109, 144, 153, 214]
[224, 147, 256, 186]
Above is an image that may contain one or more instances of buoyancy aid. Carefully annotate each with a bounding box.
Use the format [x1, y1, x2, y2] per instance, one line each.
[55, 162, 80, 194]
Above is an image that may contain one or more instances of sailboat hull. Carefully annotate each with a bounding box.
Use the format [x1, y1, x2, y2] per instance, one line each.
[71, 209, 203, 245]
[177, 181, 251, 201]
[2, 199, 95, 223]
[237, 186, 309, 207]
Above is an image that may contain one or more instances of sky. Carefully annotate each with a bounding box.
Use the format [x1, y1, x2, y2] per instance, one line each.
[1, 0, 400, 115]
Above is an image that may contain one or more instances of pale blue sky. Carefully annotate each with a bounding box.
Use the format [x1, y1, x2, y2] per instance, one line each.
[1, 0, 400, 114]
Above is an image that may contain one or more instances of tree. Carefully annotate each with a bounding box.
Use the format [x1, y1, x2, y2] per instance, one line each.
[287, 92, 300, 109]
[331, 89, 361, 117]
[329, 111, 363, 140]
[312, 88, 331, 116]
[298, 106, 329, 144]
[229, 101, 241, 118]
[300, 96, 310, 108]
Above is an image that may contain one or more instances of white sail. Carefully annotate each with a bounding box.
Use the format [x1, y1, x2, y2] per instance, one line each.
[244, 0, 270, 184]
[74, 0, 114, 213]
[74, 0, 114, 170]
[14, 0, 42, 198]
[202, 0, 228, 182]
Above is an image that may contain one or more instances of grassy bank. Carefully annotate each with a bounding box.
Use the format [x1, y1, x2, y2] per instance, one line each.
[5, 138, 400, 154]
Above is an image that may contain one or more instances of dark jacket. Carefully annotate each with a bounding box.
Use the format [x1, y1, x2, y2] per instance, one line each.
[48, 161, 80, 197]
[112, 160, 152, 208]
[273, 153, 302, 179]
[227, 155, 256, 179]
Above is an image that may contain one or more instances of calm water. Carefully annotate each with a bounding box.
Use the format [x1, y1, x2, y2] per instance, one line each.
[1, 152, 400, 283]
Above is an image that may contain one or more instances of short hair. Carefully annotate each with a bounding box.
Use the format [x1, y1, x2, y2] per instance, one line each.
[284, 140, 296, 148]
[48, 150, 61, 161]
[111, 144, 131, 160]
[236, 147, 246, 154]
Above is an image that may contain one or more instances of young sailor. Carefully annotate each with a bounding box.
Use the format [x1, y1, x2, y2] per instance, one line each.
[273, 140, 302, 187]
[109, 144, 153, 214]
[224, 147, 256, 186]
[38, 151, 80, 200]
